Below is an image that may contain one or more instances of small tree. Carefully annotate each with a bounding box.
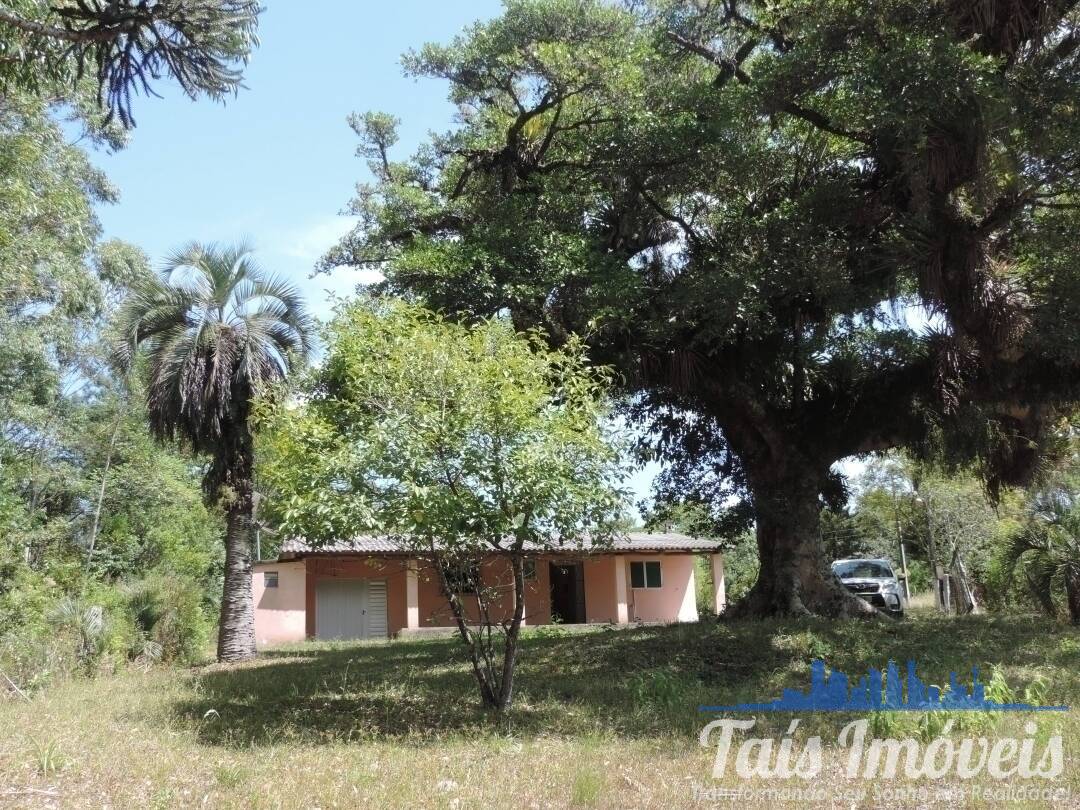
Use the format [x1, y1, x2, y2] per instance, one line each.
[259, 299, 626, 710]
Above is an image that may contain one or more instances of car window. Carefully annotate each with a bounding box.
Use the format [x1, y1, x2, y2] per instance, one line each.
[833, 561, 893, 579]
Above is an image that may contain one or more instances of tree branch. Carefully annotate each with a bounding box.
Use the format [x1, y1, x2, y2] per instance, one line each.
[666, 30, 870, 145]
[640, 188, 699, 246]
[777, 100, 872, 146]
[0, 8, 114, 43]
[666, 31, 757, 89]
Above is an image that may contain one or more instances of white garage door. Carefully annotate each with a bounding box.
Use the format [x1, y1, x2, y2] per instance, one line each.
[315, 579, 388, 640]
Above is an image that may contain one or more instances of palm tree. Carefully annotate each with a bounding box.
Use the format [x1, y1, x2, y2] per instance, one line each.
[115, 242, 314, 661]
[1003, 485, 1080, 625]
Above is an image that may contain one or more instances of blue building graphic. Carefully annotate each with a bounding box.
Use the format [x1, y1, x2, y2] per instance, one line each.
[700, 660, 1068, 713]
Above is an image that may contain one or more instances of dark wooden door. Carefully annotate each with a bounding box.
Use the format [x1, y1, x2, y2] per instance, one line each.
[549, 562, 585, 623]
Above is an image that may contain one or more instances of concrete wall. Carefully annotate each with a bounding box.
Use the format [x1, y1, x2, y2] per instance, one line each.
[252, 560, 307, 646]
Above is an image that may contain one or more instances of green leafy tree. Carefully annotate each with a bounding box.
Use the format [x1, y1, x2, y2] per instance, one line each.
[1, 370, 225, 678]
[0, 87, 119, 412]
[0, 84, 131, 575]
[0, 0, 260, 126]
[115, 243, 314, 662]
[259, 299, 626, 710]
[72, 391, 224, 582]
[850, 455, 1027, 602]
[324, 0, 1080, 616]
[0, 32, 243, 677]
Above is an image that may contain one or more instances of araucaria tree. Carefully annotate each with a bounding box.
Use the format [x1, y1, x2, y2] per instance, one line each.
[0, 0, 260, 126]
[116, 243, 314, 662]
[259, 300, 626, 710]
[323, 0, 1080, 617]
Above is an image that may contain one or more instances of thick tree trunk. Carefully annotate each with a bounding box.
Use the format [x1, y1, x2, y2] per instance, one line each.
[731, 474, 877, 618]
[211, 392, 258, 664]
[217, 503, 257, 662]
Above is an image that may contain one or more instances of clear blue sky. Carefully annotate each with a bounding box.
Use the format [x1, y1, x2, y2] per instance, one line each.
[87, 0, 660, 510]
[92, 1, 501, 321]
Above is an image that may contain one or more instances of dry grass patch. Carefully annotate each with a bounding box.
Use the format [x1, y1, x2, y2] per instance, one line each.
[1, 614, 1078, 808]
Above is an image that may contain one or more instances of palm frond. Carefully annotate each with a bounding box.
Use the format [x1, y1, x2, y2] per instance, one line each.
[117, 241, 315, 467]
[1003, 486, 1080, 620]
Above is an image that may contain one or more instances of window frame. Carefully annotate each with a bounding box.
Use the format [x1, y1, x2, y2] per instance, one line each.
[263, 571, 279, 588]
[629, 560, 662, 589]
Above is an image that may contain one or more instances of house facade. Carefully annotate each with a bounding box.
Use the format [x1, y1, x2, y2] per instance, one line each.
[251, 533, 725, 644]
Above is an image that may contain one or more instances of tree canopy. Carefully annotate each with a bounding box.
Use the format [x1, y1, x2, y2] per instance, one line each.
[323, 0, 1080, 616]
[258, 299, 627, 707]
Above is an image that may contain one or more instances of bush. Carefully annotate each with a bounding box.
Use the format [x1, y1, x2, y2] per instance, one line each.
[0, 569, 213, 694]
[124, 574, 212, 663]
[904, 558, 932, 595]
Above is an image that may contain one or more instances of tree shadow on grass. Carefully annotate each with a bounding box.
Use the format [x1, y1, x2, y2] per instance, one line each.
[171, 614, 1080, 749]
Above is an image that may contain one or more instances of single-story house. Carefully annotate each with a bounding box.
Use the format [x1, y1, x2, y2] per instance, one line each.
[252, 533, 725, 644]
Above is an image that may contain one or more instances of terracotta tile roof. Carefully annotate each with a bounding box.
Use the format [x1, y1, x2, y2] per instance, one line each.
[277, 532, 719, 559]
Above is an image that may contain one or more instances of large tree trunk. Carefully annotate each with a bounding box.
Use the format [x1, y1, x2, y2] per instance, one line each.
[213, 412, 258, 664]
[731, 472, 877, 618]
[217, 502, 257, 662]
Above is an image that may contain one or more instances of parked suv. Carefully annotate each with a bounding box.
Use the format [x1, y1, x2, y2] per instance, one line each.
[831, 558, 905, 617]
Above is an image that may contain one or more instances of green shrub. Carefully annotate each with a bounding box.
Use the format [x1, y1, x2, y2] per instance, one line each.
[904, 558, 932, 594]
[123, 574, 212, 663]
[0, 569, 213, 692]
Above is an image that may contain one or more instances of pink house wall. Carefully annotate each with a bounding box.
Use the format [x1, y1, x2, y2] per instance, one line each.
[254, 551, 708, 642]
[583, 555, 619, 623]
[252, 560, 307, 646]
[625, 554, 699, 623]
[412, 553, 699, 626]
[414, 556, 551, 627]
[414, 557, 513, 627]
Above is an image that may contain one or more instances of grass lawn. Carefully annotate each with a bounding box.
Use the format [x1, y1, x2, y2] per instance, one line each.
[2, 609, 1079, 808]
